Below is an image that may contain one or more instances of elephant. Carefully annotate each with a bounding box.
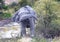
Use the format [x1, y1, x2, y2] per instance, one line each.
[12, 5, 37, 37]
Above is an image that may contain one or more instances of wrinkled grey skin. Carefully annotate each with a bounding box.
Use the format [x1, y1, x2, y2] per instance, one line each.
[12, 5, 37, 37]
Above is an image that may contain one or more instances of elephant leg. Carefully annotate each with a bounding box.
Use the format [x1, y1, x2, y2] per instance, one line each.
[20, 22, 26, 37]
[29, 18, 35, 37]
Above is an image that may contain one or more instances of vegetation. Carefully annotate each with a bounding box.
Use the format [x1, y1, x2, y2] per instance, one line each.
[33, 0, 60, 38]
[0, 0, 11, 20]
[0, 0, 60, 42]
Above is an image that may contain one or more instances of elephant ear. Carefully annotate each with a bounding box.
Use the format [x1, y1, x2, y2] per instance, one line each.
[12, 10, 19, 22]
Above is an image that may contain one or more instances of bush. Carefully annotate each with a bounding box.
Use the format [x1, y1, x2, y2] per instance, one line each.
[3, 13, 11, 19]
[2, 5, 9, 10]
[43, 20, 60, 39]
[0, 13, 11, 20]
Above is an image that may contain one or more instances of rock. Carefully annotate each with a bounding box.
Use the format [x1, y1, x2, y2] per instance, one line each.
[0, 22, 21, 39]
[0, 19, 11, 27]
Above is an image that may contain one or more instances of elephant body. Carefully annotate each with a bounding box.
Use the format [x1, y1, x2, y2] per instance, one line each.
[12, 5, 37, 37]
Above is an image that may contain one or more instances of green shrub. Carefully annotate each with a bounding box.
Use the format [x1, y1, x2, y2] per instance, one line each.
[2, 5, 8, 10]
[3, 13, 11, 19]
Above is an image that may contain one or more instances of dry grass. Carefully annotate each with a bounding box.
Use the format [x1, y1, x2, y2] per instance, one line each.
[52, 37, 60, 42]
